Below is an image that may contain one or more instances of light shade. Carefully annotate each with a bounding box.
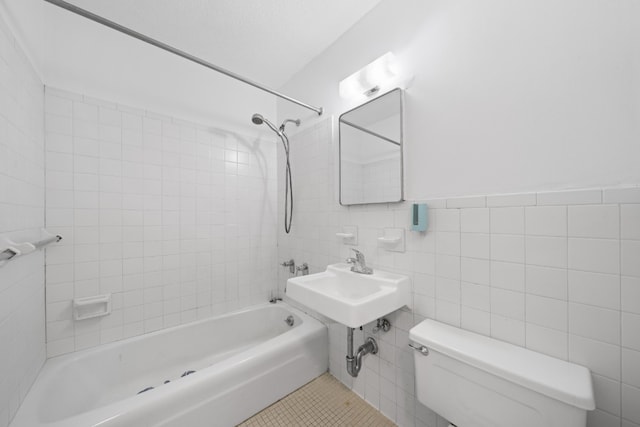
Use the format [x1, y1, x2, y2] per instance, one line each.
[339, 52, 400, 100]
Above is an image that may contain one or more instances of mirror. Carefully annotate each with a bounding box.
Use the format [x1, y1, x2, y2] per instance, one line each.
[339, 88, 403, 205]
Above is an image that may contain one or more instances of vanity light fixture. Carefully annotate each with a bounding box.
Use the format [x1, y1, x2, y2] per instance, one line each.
[339, 52, 401, 100]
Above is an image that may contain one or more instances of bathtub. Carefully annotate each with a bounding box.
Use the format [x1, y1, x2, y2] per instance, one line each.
[11, 302, 328, 427]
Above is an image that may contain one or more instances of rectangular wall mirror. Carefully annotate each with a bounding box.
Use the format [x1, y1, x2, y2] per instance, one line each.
[339, 88, 403, 205]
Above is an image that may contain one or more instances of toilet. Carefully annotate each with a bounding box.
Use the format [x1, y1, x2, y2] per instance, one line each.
[409, 320, 595, 427]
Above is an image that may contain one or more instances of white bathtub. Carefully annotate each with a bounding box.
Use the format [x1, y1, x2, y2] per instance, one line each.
[11, 302, 328, 427]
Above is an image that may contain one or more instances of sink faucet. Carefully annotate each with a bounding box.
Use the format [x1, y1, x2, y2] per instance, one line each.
[346, 249, 373, 274]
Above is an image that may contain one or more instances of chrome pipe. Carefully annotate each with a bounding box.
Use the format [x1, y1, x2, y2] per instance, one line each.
[346, 327, 378, 377]
[43, 0, 324, 116]
[347, 328, 354, 358]
[346, 327, 356, 376]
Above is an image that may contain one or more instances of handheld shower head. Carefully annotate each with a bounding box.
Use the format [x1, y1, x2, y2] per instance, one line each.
[251, 113, 280, 134]
[251, 114, 301, 133]
[251, 113, 264, 125]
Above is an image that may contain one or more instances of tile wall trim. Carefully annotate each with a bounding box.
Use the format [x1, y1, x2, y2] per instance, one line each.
[413, 186, 640, 210]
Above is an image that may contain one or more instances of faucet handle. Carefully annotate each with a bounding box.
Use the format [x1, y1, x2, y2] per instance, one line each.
[349, 248, 373, 274]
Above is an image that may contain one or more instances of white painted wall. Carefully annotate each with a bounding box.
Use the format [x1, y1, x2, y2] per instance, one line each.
[279, 0, 640, 199]
[0, 12, 45, 427]
[0, 0, 45, 77]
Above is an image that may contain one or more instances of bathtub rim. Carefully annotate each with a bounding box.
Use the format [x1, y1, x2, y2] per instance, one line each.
[49, 301, 307, 365]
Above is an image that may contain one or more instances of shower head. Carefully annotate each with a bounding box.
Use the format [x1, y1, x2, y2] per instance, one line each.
[251, 113, 264, 125]
[251, 113, 281, 135]
[251, 113, 301, 135]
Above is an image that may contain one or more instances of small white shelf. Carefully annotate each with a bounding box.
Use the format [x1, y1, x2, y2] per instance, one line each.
[335, 233, 354, 239]
[378, 237, 402, 244]
[336, 226, 358, 245]
[378, 228, 405, 252]
[73, 294, 111, 320]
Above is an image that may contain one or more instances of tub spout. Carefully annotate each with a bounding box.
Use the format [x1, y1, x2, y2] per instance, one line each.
[346, 328, 378, 377]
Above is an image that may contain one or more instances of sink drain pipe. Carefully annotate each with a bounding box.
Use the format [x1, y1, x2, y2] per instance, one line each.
[346, 327, 378, 377]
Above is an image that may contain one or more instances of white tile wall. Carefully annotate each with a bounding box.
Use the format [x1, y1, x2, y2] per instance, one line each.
[278, 118, 640, 427]
[44, 88, 278, 357]
[0, 15, 46, 427]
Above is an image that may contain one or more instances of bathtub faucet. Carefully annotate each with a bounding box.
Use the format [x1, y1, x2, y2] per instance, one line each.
[346, 249, 373, 274]
[281, 259, 295, 274]
[296, 262, 309, 276]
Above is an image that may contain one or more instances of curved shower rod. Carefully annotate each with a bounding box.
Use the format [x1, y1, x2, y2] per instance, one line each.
[43, 0, 324, 116]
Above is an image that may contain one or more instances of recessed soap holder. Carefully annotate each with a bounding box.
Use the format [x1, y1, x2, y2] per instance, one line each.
[73, 294, 111, 320]
[377, 228, 405, 252]
[336, 225, 358, 245]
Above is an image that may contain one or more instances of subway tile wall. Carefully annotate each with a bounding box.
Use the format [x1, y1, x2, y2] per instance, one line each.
[44, 88, 279, 357]
[0, 15, 46, 427]
[278, 118, 640, 427]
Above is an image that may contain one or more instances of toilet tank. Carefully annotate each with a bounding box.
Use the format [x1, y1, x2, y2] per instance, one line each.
[409, 320, 595, 427]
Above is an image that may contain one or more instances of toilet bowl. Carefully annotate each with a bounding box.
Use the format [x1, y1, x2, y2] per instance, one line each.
[409, 319, 595, 427]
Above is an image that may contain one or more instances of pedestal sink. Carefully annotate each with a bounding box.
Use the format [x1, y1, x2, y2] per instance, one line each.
[286, 263, 411, 328]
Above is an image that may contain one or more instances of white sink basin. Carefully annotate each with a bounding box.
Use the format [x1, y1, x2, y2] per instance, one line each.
[286, 263, 411, 328]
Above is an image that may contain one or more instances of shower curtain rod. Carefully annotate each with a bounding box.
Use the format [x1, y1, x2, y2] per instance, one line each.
[43, 0, 324, 116]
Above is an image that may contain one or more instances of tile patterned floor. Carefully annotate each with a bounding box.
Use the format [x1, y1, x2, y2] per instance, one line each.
[238, 373, 396, 427]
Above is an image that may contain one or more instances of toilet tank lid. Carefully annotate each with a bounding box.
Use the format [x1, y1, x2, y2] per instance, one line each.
[409, 319, 595, 411]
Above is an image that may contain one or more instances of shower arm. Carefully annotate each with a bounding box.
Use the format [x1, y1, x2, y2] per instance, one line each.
[43, 0, 324, 116]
